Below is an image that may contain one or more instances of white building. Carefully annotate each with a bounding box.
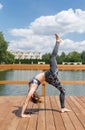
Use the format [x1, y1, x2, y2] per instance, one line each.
[10, 51, 42, 59]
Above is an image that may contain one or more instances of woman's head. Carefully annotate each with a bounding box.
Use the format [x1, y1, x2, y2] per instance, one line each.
[31, 92, 41, 103]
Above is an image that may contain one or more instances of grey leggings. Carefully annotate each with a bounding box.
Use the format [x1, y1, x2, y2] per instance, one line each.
[45, 41, 65, 108]
[50, 41, 59, 73]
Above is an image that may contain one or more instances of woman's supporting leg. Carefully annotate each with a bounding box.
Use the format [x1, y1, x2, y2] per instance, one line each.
[56, 81, 71, 112]
[59, 87, 65, 108]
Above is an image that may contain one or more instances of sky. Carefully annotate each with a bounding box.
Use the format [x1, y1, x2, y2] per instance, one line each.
[0, 0, 85, 54]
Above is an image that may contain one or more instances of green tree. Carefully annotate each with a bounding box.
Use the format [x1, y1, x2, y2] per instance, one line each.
[0, 32, 8, 63]
[42, 53, 50, 64]
[66, 51, 81, 62]
[58, 52, 66, 64]
[4, 51, 15, 64]
[81, 51, 85, 64]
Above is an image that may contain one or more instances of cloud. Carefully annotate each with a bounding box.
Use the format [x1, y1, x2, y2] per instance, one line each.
[29, 8, 85, 35]
[0, 3, 3, 10]
[9, 8, 85, 54]
[60, 39, 85, 54]
[9, 35, 54, 54]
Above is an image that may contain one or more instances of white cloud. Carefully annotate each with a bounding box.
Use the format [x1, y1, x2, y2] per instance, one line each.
[29, 8, 85, 35]
[59, 39, 85, 54]
[9, 8, 85, 54]
[10, 28, 33, 37]
[0, 3, 3, 10]
[9, 35, 54, 54]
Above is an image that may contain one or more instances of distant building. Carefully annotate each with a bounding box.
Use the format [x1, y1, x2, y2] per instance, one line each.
[10, 50, 42, 59]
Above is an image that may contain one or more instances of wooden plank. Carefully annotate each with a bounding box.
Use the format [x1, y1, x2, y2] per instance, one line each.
[80, 96, 85, 103]
[42, 84, 46, 96]
[7, 96, 33, 130]
[0, 80, 85, 85]
[0, 100, 12, 121]
[17, 101, 33, 130]
[5, 96, 24, 130]
[45, 96, 56, 130]
[58, 65, 85, 70]
[0, 96, 23, 130]
[37, 97, 45, 130]
[0, 80, 28, 84]
[74, 96, 85, 109]
[50, 96, 65, 130]
[0, 96, 85, 130]
[56, 96, 75, 130]
[0, 64, 85, 70]
[27, 103, 39, 130]
[0, 64, 50, 70]
[70, 96, 85, 115]
[8, 97, 24, 130]
[67, 96, 85, 129]
[65, 97, 85, 130]
[37, 97, 45, 129]
[61, 80, 85, 84]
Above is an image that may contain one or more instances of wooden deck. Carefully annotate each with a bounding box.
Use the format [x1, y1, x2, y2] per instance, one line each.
[0, 96, 85, 130]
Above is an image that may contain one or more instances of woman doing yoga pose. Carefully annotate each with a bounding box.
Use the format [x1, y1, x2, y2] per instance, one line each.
[21, 33, 71, 118]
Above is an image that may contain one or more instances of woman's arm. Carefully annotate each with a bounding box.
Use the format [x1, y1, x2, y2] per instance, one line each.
[21, 96, 31, 118]
[21, 84, 38, 118]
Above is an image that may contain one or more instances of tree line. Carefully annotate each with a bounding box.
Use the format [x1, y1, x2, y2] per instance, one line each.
[0, 32, 85, 64]
[42, 51, 85, 64]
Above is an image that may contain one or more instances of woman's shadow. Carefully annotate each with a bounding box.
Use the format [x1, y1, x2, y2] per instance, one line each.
[12, 106, 60, 117]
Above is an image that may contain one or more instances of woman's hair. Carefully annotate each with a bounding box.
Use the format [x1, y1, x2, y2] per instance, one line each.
[31, 92, 42, 103]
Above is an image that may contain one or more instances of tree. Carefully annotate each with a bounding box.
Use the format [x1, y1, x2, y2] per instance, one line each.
[66, 51, 81, 62]
[4, 51, 15, 64]
[58, 52, 66, 64]
[0, 32, 8, 63]
[42, 53, 50, 64]
[81, 51, 85, 64]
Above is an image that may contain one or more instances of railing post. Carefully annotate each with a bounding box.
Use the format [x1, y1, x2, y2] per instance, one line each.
[42, 69, 46, 97]
[42, 83, 45, 96]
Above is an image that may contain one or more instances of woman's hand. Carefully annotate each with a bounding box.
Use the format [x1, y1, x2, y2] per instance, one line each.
[21, 114, 31, 118]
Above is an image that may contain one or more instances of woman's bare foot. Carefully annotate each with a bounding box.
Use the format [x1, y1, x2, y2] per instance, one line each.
[21, 114, 31, 118]
[55, 33, 62, 43]
[61, 108, 71, 113]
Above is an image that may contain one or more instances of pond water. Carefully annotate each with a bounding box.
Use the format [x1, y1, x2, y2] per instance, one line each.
[0, 70, 85, 96]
